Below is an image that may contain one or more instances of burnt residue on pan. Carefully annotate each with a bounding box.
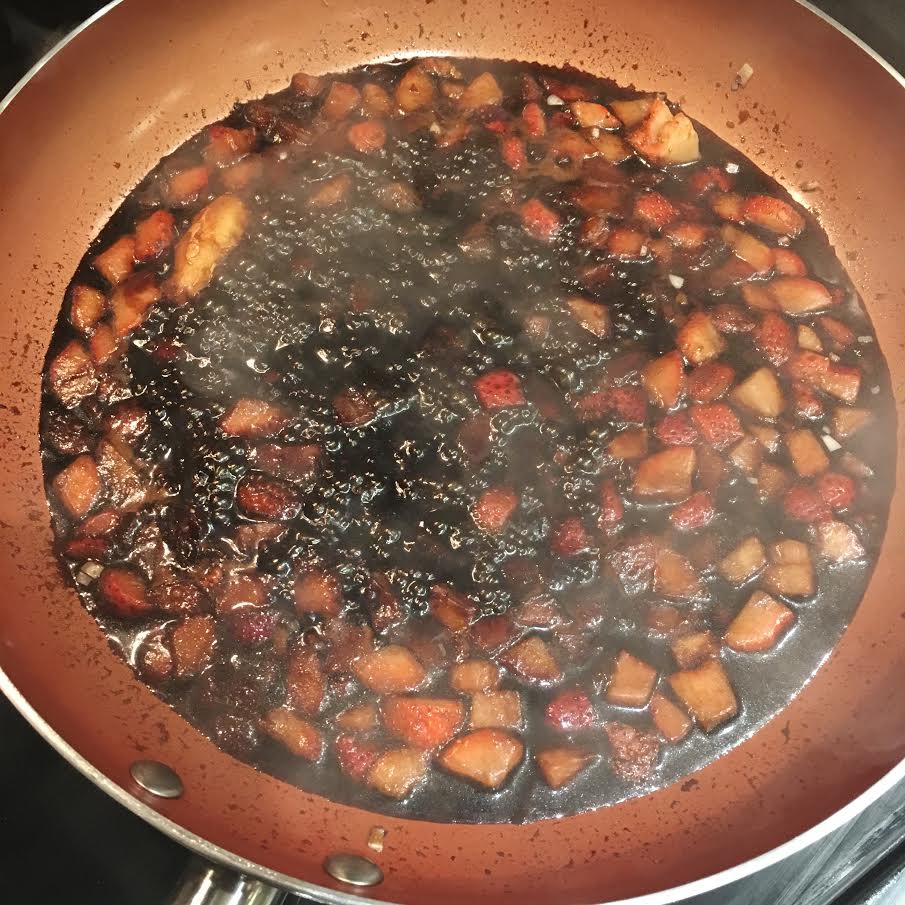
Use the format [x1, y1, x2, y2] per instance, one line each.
[38, 58, 896, 824]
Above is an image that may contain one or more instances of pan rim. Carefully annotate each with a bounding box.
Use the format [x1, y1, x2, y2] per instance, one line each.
[0, 1, 903, 903]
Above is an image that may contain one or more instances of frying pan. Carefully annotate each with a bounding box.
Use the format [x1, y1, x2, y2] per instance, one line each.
[1, 0, 904, 903]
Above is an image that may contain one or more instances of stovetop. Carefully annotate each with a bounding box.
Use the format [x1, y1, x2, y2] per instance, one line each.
[2, 2, 904, 903]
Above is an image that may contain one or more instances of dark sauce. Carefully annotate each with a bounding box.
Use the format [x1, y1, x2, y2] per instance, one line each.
[40, 58, 896, 823]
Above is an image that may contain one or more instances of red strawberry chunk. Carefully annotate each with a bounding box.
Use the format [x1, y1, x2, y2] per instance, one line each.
[472, 487, 519, 533]
[689, 403, 743, 450]
[688, 166, 733, 195]
[134, 211, 176, 262]
[521, 101, 546, 137]
[816, 472, 856, 511]
[754, 312, 795, 367]
[545, 689, 596, 732]
[520, 199, 562, 243]
[687, 362, 735, 403]
[654, 411, 698, 446]
[783, 485, 831, 523]
[474, 369, 526, 409]
[551, 518, 591, 557]
[501, 136, 528, 171]
[226, 608, 277, 646]
[606, 386, 648, 424]
[669, 491, 716, 531]
[599, 479, 624, 529]
[633, 192, 678, 230]
[334, 734, 380, 781]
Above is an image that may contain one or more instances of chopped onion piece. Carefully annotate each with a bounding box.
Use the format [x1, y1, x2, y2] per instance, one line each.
[801, 180, 821, 192]
[733, 63, 754, 90]
[821, 435, 842, 452]
[725, 162, 740, 174]
[546, 94, 565, 106]
[857, 335, 873, 344]
[871, 386, 881, 395]
[590, 127, 600, 139]
[668, 274, 685, 289]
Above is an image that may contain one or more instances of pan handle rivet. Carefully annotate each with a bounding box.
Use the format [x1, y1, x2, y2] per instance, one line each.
[324, 853, 384, 887]
[129, 760, 184, 799]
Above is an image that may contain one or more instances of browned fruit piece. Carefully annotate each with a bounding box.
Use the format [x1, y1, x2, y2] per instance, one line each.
[786, 429, 830, 477]
[347, 120, 386, 153]
[134, 210, 176, 261]
[606, 650, 657, 707]
[396, 66, 436, 112]
[353, 645, 426, 693]
[220, 157, 264, 192]
[450, 659, 501, 694]
[308, 174, 353, 208]
[93, 235, 136, 285]
[290, 72, 324, 97]
[608, 427, 649, 461]
[720, 224, 773, 273]
[515, 596, 562, 628]
[762, 539, 815, 597]
[535, 747, 595, 789]
[152, 573, 207, 616]
[438, 728, 524, 789]
[334, 734, 380, 780]
[136, 630, 174, 685]
[236, 473, 299, 521]
[603, 723, 660, 781]
[633, 447, 696, 500]
[769, 277, 833, 315]
[730, 367, 785, 418]
[95, 438, 146, 508]
[320, 81, 361, 120]
[459, 72, 503, 110]
[724, 591, 795, 652]
[430, 583, 476, 632]
[324, 620, 374, 674]
[367, 748, 429, 798]
[165, 165, 209, 206]
[719, 536, 767, 585]
[814, 519, 866, 563]
[337, 703, 379, 732]
[47, 340, 98, 407]
[472, 486, 519, 534]
[293, 569, 342, 617]
[332, 387, 378, 427]
[53, 455, 102, 521]
[110, 273, 161, 337]
[470, 691, 523, 730]
[88, 326, 117, 366]
[668, 659, 738, 731]
[649, 693, 692, 742]
[262, 707, 324, 761]
[566, 296, 611, 338]
[677, 312, 725, 365]
[571, 100, 619, 129]
[214, 572, 268, 614]
[382, 696, 465, 749]
[204, 125, 255, 167]
[605, 534, 658, 596]
[641, 350, 685, 409]
[626, 98, 700, 166]
[286, 647, 326, 716]
[503, 635, 562, 682]
[171, 614, 217, 678]
[250, 443, 321, 483]
[832, 407, 872, 440]
[362, 82, 392, 115]
[653, 548, 703, 600]
[742, 194, 805, 236]
[68, 285, 106, 335]
[671, 630, 720, 670]
[220, 399, 291, 438]
[97, 566, 152, 619]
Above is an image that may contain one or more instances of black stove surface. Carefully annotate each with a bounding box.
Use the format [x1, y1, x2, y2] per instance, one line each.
[1, 2, 904, 903]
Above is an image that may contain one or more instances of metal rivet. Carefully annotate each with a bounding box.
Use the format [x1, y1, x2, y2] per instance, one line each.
[129, 760, 184, 799]
[323, 853, 384, 887]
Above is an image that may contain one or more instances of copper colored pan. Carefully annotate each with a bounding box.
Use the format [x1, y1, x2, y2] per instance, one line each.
[1, 0, 904, 902]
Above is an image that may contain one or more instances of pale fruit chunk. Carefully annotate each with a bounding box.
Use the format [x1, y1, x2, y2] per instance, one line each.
[460, 72, 503, 110]
[382, 697, 465, 749]
[668, 660, 738, 731]
[720, 224, 773, 273]
[567, 297, 611, 337]
[677, 312, 725, 365]
[814, 519, 866, 563]
[606, 651, 657, 707]
[724, 591, 795, 652]
[757, 462, 793, 501]
[719, 536, 766, 585]
[653, 548, 703, 600]
[69, 285, 106, 335]
[367, 748, 428, 798]
[430, 583, 476, 632]
[768, 277, 832, 315]
[832, 407, 872, 440]
[220, 398, 291, 438]
[650, 693, 692, 743]
[53, 454, 102, 521]
[439, 729, 524, 789]
[166, 195, 248, 302]
[762, 539, 815, 598]
[395, 67, 435, 111]
[633, 447, 696, 500]
[337, 703, 379, 732]
[589, 131, 633, 163]
[262, 707, 324, 760]
[642, 351, 685, 408]
[503, 635, 562, 682]
[730, 367, 785, 418]
[670, 630, 719, 669]
[47, 340, 98, 408]
[470, 691, 523, 730]
[750, 425, 781, 453]
[570, 101, 619, 129]
[742, 195, 805, 236]
[728, 436, 763, 475]
[353, 645, 426, 693]
[93, 235, 136, 286]
[626, 98, 700, 166]
[798, 324, 823, 352]
[786, 429, 830, 477]
[171, 615, 217, 678]
[609, 96, 654, 128]
[608, 428, 649, 461]
[535, 747, 595, 789]
[450, 659, 501, 694]
[740, 283, 778, 312]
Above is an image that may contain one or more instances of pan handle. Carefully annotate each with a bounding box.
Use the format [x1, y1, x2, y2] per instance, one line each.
[166, 856, 286, 905]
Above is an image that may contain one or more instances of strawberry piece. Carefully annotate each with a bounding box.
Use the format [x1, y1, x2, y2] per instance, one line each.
[322, 81, 362, 120]
[633, 191, 677, 230]
[669, 491, 716, 531]
[470, 615, 515, 653]
[742, 194, 805, 236]
[334, 734, 380, 780]
[654, 411, 698, 446]
[606, 386, 648, 423]
[220, 399, 291, 438]
[754, 312, 795, 367]
[473, 369, 525, 408]
[347, 121, 387, 153]
[204, 125, 255, 167]
[382, 697, 465, 749]
[134, 210, 176, 261]
[63, 537, 110, 560]
[783, 485, 831, 523]
[263, 708, 323, 760]
[687, 361, 735, 402]
[226, 608, 277, 646]
[236, 473, 299, 521]
[688, 166, 733, 195]
[545, 689, 596, 732]
[472, 487, 519, 533]
[520, 199, 561, 243]
[521, 101, 546, 137]
[790, 381, 825, 420]
[816, 472, 856, 511]
[603, 722, 660, 781]
[551, 517, 591, 557]
[97, 566, 153, 619]
[689, 403, 743, 450]
[599, 479, 624, 529]
[773, 247, 807, 276]
[501, 136, 527, 170]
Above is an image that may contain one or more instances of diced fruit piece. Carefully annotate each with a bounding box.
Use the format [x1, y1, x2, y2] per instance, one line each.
[633, 191, 677, 230]
[520, 199, 561, 243]
[783, 485, 831, 524]
[786, 429, 830, 477]
[353, 645, 426, 693]
[609, 96, 654, 127]
[133, 210, 176, 263]
[263, 708, 324, 760]
[677, 312, 725, 365]
[47, 340, 98, 407]
[97, 566, 152, 619]
[754, 312, 795, 367]
[251, 443, 321, 483]
[650, 693, 692, 743]
[93, 236, 136, 285]
[166, 194, 248, 302]
[522, 101, 546, 136]
[608, 427, 649, 461]
[671, 631, 719, 670]
[136, 631, 173, 685]
[290, 72, 324, 96]
[551, 517, 591, 557]
[814, 519, 865, 562]
[472, 487, 518, 533]
[773, 247, 807, 276]
[626, 98, 700, 166]
[603, 722, 660, 781]
[545, 689, 595, 731]
[572, 184, 626, 216]
[474, 369, 525, 408]
[711, 192, 745, 222]
[816, 472, 856, 511]
[607, 226, 647, 259]
[762, 539, 815, 598]
[798, 324, 823, 352]
[669, 491, 716, 531]
[665, 221, 711, 249]
[335, 734, 380, 780]
[165, 165, 209, 205]
[236, 473, 299, 521]
[68, 285, 106, 334]
[818, 316, 856, 352]
[308, 174, 352, 208]
[89, 325, 117, 366]
[220, 399, 291, 438]
[450, 660, 500, 694]
[729, 436, 763, 475]
[768, 277, 833, 315]
[286, 647, 325, 715]
[689, 166, 733, 194]
[430, 584, 476, 632]
[347, 121, 387, 153]
[293, 569, 342, 617]
[606, 651, 657, 707]
[332, 387, 378, 427]
[642, 351, 685, 409]
[383, 697, 465, 749]
[367, 748, 428, 798]
[724, 591, 795, 652]
[633, 447, 696, 500]
[654, 548, 702, 600]
[536, 747, 595, 789]
[226, 608, 276, 646]
[720, 224, 773, 273]
[324, 621, 374, 674]
[471, 691, 523, 730]
[832, 407, 872, 440]
[171, 614, 217, 678]
[566, 297, 611, 337]
[438, 728, 524, 789]
[321, 81, 361, 120]
[750, 425, 781, 453]
[668, 659, 738, 731]
[606, 534, 658, 596]
[503, 635, 562, 682]
[742, 194, 805, 236]
[719, 536, 766, 585]
[514, 595, 562, 628]
[758, 462, 793, 502]
[500, 135, 527, 170]
[470, 615, 515, 653]
[204, 125, 255, 167]
[361, 82, 392, 115]
[690, 402, 744, 450]
[111, 273, 161, 337]
[570, 101, 619, 129]
[654, 411, 698, 447]
[599, 479, 624, 530]
[687, 361, 735, 403]
[337, 703, 379, 732]
[365, 572, 403, 634]
[730, 367, 785, 418]
[221, 157, 264, 192]
[53, 454, 102, 520]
